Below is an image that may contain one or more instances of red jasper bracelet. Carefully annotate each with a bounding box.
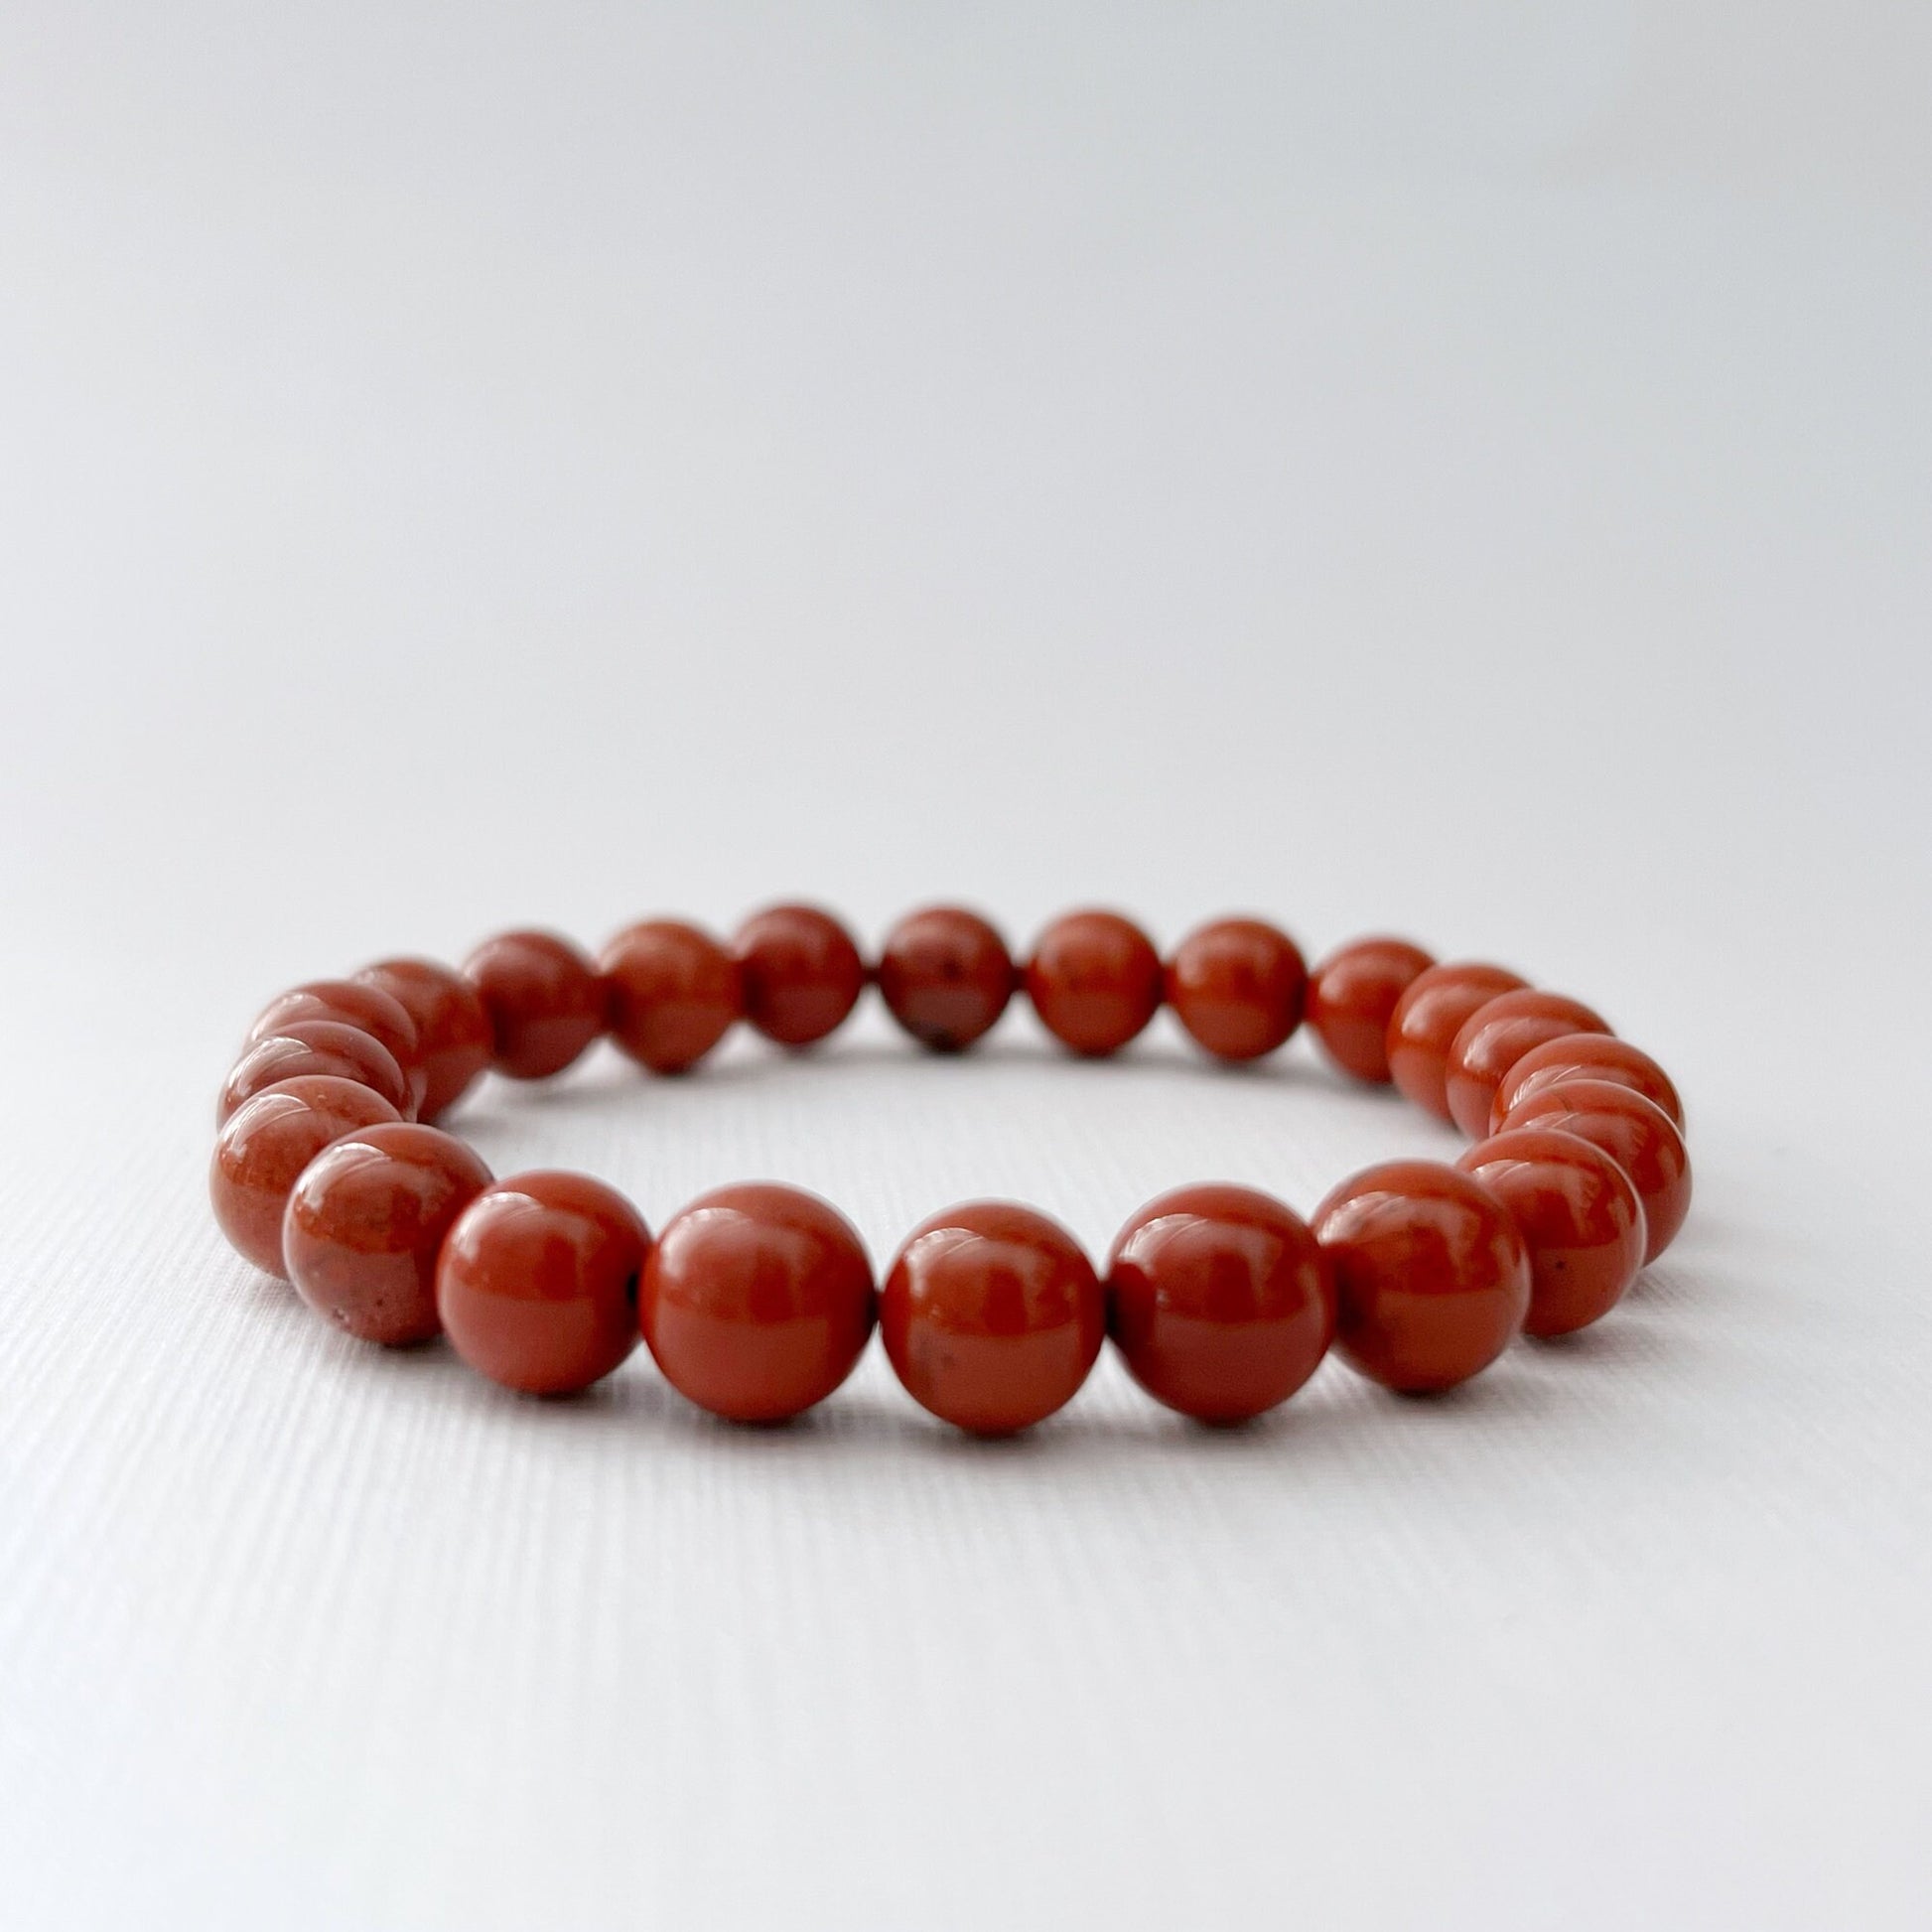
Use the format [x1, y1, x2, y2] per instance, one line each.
[209, 906, 1691, 1434]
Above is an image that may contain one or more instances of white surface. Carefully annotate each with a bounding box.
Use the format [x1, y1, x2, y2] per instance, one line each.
[2, 5, 1929, 1927]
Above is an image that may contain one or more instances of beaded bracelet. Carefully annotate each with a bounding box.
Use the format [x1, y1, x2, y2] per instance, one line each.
[209, 905, 1691, 1434]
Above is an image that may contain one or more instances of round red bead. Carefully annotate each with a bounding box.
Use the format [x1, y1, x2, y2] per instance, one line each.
[1386, 961, 1529, 1122]
[1025, 910, 1162, 1057]
[1164, 918, 1308, 1063]
[1497, 1078, 1692, 1263]
[356, 958, 493, 1122]
[1444, 989, 1611, 1139]
[1312, 1160, 1531, 1393]
[209, 1075, 404, 1278]
[1492, 1035, 1684, 1134]
[876, 906, 1014, 1052]
[732, 905, 866, 1048]
[248, 979, 424, 1114]
[640, 1183, 875, 1423]
[284, 1122, 493, 1345]
[1306, 936, 1436, 1084]
[462, 929, 607, 1080]
[438, 1171, 648, 1396]
[218, 1021, 412, 1126]
[1457, 1128, 1646, 1337]
[1106, 1183, 1334, 1423]
[882, 1200, 1104, 1435]
[601, 919, 741, 1073]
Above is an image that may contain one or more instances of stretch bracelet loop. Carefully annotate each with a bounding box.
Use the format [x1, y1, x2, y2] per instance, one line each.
[209, 905, 1690, 1434]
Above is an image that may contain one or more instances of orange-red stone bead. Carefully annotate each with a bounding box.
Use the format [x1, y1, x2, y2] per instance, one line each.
[1025, 910, 1162, 1057]
[1457, 1127, 1646, 1337]
[1444, 989, 1610, 1139]
[1491, 1035, 1684, 1134]
[1106, 1183, 1334, 1423]
[876, 906, 1014, 1052]
[356, 958, 493, 1122]
[601, 919, 741, 1073]
[1386, 961, 1528, 1122]
[248, 978, 424, 1114]
[437, 1171, 648, 1396]
[218, 1021, 412, 1126]
[640, 1183, 875, 1423]
[732, 904, 866, 1048]
[462, 929, 606, 1080]
[882, 1200, 1104, 1435]
[284, 1123, 493, 1345]
[1497, 1079, 1692, 1263]
[1306, 936, 1436, 1084]
[209, 1075, 404, 1278]
[1312, 1160, 1531, 1393]
[1164, 918, 1307, 1063]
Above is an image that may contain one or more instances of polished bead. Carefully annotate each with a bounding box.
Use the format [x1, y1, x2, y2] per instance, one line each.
[640, 1183, 875, 1423]
[1106, 1183, 1334, 1423]
[208, 1075, 403, 1278]
[356, 958, 493, 1122]
[601, 919, 741, 1073]
[1164, 918, 1308, 1063]
[247, 978, 424, 1113]
[1457, 1128, 1646, 1337]
[1491, 1034, 1685, 1134]
[881, 1200, 1104, 1435]
[732, 904, 866, 1047]
[1497, 1079, 1691, 1263]
[1445, 989, 1610, 1139]
[1306, 936, 1436, 1084]
[1025, 910, 1162, 1057]
[462, 929, 606, 1080]
[1311, 1160, 1531, 1393]
[437, 1171, 648, 1395]
[283, 1123, 492, 1345]
[876, 906, 1014, 1052]
[1386, 961, 1529, 1121]
[217, 1021, 411, 1126]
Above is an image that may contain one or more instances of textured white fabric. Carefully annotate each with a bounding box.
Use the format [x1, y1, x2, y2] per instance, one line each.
[1, 6, 1927, 1927]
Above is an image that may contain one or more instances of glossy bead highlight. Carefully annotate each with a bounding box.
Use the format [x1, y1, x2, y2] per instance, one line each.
[732, 904, 866, 1047]
[1312, 1160, 1530, 1393]
[462, 929, 607, 1080]
[640, 1183, 875, 1423]
[284, 1123, 493, 1345]
[1025, 910, 1162, 1057]
[1492, 1034, 1684, 1134]
[438, 1171, 648, 1396]
[218, 1021, 412, 1126]
[356, 958, 493, 1122]
[1444, 989, 1610, 1139]
[1306, 936, 1436, 1084]
[882, 1201, 1104, 1435]
[1457, 1128, 1646, 1336]
[209, 1075, 404, 1278]
[876, 906, 1014, 1052]
[1498, 1079, 1691, 1263]
[247, 979, 424, 1113]
[1164, 918, 1307, 1063]
[1386, 961, 1528, 1122]
[1107, 1183, 1334, 1423]
[601, 919, 741, 1073]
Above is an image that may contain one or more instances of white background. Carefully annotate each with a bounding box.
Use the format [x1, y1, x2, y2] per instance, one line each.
[2, 5, 1928, 1926]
